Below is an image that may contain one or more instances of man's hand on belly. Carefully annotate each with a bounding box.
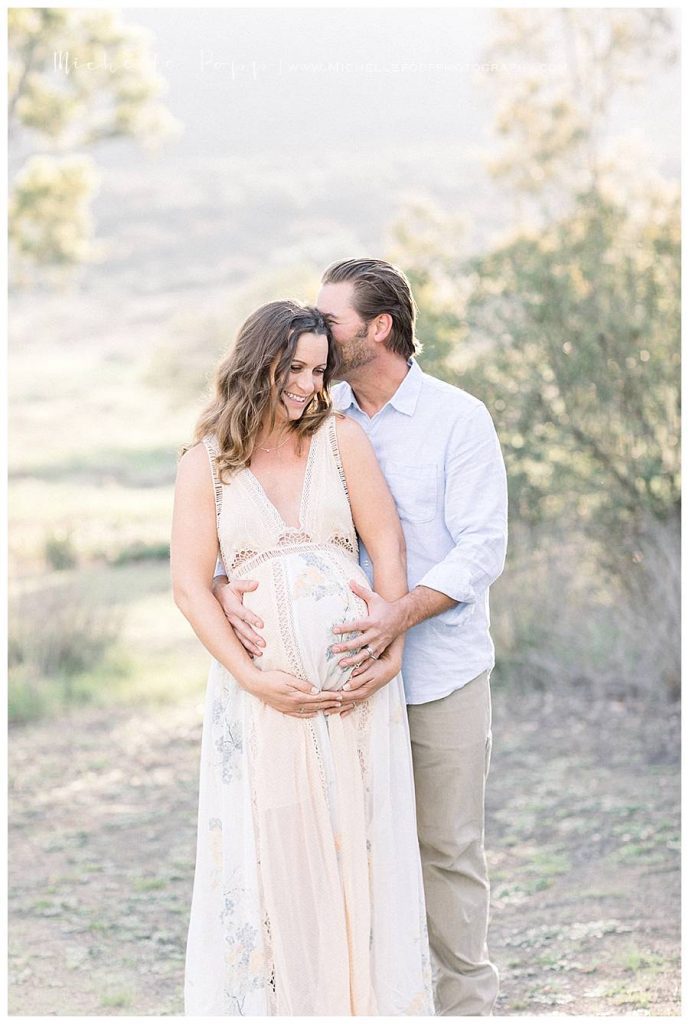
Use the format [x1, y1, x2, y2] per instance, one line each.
[211, 575, 266, 658]
[331, 581, 460, 668]
[330, 580, 406, 667]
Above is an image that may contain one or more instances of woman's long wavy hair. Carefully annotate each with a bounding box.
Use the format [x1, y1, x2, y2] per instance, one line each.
[181, 300, 339, 483]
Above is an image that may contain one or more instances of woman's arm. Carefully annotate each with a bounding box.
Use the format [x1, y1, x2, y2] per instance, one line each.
[334, 415, 408, 688]
[170, 444, 260, 684]
[170, 443, 343, 716]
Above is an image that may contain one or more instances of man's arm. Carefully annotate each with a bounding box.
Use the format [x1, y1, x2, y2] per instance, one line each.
[210, 557, 266, 657]
[395, 584, 458, 630]
[332, 415, 408, 707]
[333, 401, 508, 661]
[400, 400, 508, 627]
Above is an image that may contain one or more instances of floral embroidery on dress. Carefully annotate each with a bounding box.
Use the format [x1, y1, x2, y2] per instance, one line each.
[326, 611, 363, 664]
[219, 875, 268, 1013]
[212, 692, 243, 783]
[291, 552, 346, 602]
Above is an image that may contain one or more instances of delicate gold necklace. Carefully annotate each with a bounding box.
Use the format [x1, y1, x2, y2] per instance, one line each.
[256, 433, 290, 453]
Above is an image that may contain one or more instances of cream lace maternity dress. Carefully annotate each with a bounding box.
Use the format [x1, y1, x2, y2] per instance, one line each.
[184, 413, 434, 1016]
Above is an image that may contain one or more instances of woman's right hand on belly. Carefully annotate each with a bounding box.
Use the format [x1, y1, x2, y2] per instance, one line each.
[243, 667, 347, 719]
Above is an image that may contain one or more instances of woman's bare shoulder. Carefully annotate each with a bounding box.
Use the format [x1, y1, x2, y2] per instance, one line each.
[333, 413, 376, 466]
[333, 412, 368, 444]
[176, 439, 212, 480]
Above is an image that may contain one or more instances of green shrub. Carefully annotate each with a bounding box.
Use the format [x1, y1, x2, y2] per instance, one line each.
[44, 529, 78, 570]
[8, 581, 124, 719]
[111, 540, 169, 565]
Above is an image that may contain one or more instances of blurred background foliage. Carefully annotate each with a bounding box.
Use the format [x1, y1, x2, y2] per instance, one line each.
[8, 7, 181, 282]
[8, 7, 680, 719]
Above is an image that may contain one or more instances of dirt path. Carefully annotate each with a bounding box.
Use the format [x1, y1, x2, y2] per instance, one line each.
[8, 683, 680, 1016]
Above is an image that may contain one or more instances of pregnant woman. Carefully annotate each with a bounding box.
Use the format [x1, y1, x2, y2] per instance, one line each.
[170, 300, 433, 1016]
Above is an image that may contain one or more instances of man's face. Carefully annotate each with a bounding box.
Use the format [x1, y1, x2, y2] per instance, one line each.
[315, 281, 375, 377]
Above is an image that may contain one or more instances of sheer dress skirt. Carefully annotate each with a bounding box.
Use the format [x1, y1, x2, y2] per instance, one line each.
[183, 418, 434, 1015]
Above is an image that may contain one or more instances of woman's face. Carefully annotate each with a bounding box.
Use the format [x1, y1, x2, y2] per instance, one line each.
[272, 331, 329, 422]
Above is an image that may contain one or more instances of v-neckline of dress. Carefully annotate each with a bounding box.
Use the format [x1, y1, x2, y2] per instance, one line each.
[244, 428, 317, 533]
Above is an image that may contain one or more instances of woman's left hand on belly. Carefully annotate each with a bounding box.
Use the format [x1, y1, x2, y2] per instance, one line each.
[324, 648, 402, 718]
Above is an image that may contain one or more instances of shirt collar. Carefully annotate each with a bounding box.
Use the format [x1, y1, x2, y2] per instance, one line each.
[335, 357, 423, 417]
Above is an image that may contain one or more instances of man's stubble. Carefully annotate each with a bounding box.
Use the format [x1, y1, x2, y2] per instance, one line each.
[334, 323, 376, 380]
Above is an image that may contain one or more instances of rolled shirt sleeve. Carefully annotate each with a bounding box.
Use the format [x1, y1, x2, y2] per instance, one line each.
[416, 402, 508, 627]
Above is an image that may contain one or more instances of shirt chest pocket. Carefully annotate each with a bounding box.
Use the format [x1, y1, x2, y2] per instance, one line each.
[385, 460, 438, 525]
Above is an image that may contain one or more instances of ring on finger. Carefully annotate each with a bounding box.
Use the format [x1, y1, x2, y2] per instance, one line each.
[364, 644, 378, 660]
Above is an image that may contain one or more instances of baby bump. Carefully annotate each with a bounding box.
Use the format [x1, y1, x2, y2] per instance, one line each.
[239, 547, 370, 691]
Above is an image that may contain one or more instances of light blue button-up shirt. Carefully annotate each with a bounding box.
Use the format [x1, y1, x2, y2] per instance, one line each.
[332, 357, 508, 703]
[214, 357, 508, 704]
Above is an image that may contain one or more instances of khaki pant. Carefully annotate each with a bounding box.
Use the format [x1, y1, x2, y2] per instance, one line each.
[407, 669, 499, 1016]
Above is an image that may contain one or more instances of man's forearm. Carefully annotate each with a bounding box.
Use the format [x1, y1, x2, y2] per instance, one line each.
[211, 573, 229, 596]
[394, 585, 459, 631]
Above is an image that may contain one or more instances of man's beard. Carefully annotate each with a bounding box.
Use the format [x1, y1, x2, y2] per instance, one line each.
[336, 324, 375, 377]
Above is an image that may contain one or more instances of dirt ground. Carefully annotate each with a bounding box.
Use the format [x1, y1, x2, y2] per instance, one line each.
[8, 680, 680, 1016]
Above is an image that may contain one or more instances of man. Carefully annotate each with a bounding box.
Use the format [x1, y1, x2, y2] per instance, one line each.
[211, 258, 508, 1016]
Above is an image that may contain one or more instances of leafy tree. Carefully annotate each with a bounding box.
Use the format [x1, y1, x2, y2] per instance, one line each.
[479, 8, 677, 218]
[460, 182, 679, 551]
[390, 10, 679, 694]
[392, 9, 679, 556]
[391, 197, 469, 380]
[8, 7, 181, 283]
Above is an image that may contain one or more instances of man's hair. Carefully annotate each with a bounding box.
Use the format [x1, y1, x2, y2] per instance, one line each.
[321, 258, 419, 359]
